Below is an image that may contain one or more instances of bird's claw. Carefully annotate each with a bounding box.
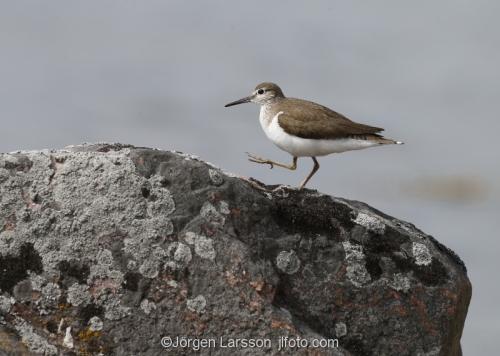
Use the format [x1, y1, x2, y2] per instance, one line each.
[246, 153, 274, 169]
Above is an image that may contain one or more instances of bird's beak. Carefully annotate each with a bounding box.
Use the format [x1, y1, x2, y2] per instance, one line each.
[224, 95, 252, 107]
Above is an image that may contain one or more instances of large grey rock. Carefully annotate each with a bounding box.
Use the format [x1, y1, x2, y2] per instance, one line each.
[0, 144, 471, 355]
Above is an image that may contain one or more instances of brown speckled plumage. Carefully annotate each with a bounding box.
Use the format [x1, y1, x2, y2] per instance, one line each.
[254, 83, 389, 141]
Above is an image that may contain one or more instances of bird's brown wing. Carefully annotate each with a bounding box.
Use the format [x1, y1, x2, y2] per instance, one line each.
[277, 98, 384, 140]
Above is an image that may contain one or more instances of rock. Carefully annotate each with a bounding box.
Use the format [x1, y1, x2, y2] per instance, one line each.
[0, 143, 471, 355]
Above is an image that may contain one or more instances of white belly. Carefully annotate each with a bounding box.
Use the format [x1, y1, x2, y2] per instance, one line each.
[259, 110, 379, 157]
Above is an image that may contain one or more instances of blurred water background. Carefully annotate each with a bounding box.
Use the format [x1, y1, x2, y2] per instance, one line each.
[1, 1, 498, 353]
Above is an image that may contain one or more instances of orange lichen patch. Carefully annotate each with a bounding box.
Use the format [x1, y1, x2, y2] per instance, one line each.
[225, 271, 244, 287]
[248, 299, 263, 313]
[77, 328, 101, 342]
[249, 279, 264, 292]
[31, 291, 42, 301]
[230, 208, 241, 217]
[271, 318, 296, 333]
[249, 279, 276, 301]
[76, 328, 110, 356]
[57, 303, 71, 311]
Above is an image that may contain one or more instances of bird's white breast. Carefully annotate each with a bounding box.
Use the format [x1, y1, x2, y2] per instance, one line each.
[259, 105, 379, 157]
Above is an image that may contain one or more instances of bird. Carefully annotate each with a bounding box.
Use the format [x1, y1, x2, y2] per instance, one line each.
[224, 82, 403, 190]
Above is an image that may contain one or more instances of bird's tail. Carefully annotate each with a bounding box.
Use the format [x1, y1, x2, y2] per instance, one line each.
[367, 134, 404, 145]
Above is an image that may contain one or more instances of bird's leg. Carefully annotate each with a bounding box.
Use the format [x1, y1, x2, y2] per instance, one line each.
[247, 153, 297, 170]
[298, 157, 320, 189]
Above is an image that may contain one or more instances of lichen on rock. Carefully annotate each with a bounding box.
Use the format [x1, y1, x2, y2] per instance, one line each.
[0, 144, 471, 355]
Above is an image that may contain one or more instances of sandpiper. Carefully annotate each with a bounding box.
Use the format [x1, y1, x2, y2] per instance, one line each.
[225, 82, 403, 189]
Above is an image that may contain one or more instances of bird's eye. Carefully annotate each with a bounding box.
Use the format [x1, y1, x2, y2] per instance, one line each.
[257, 89, 265, 95]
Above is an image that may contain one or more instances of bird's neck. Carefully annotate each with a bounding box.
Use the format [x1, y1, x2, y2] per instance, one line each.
[259, 101, 281, 128]
[260, 97, 283, 113]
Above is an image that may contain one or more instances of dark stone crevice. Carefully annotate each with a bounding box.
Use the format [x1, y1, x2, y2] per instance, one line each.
[272, 191, 353, 237]
[393, 255, 449, 286]
[57, 260, 90, 286]
[0, 243, 43, 293]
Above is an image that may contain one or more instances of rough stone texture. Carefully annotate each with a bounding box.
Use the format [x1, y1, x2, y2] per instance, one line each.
[0, 143, 471, 356]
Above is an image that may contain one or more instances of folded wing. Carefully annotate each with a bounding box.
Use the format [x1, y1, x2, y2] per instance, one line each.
[277, 98, 384, 140]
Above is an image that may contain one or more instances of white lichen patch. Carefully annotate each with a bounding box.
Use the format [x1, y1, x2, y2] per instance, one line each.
[173, 243, 192, 265]
[200, 201, 225, 227]
[67, 284, 91, 307]
[208, 168, 224, 186]
[167, 280, 178, 288]
[175, 152, 201, 161]
[132, 217, 174, 241]
[186, 295, 207, 314]
[152, 246, 167, 259]
[219, 201, 230, 215]
[343, 241, 365, 260]
[40, 283, 61, 307]
[146, 175, 175, 217]
[0, 147, 188, 339]
[127, 259, 137, 270]
[342, 241, 371, 287]
[100, 296, 131, 321]
[29, 273, 45, 292]
[412, 242, 432, 266]
[139, 258, 160, 279]
[335, 322, 347, 337]
[140, 299, 157, 315]
[63, 327, 74, 349]
[389, 273, 411, 293]
[184, 232, 216, 261]
[353, 212, 386, 234]
[96, 249, 114, 266]
[89, 264, 124, 286]
[57, 318, 64, 334]
[276, 250, 301, 274]
[88, 316, 103, 331]
[0, 295, 14, 313]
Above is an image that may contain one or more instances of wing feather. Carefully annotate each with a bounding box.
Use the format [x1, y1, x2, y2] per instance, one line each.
[277, 98, 384, 139]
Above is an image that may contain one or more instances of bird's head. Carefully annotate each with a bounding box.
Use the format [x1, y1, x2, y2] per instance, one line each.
[224, 82, 285, 107]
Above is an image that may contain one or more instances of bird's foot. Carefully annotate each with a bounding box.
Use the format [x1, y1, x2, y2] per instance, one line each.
[246, 152, 275, 169]
[239, 176, 272, 192]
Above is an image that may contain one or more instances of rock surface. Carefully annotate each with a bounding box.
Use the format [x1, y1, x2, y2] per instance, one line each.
[0, 144, 471, 355]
